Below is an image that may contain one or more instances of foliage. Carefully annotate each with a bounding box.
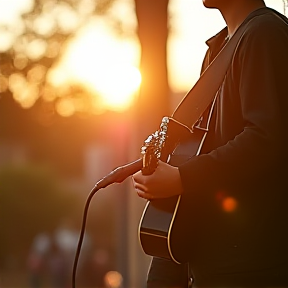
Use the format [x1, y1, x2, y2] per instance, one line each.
[0, 0, 135, 118]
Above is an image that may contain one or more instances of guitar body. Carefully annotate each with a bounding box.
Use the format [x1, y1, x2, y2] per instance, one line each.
[139, 127, 207, 264]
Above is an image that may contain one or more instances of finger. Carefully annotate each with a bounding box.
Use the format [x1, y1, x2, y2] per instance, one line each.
[132, 171, 147, 185]
[134, 183, 148, 193]
[136, 189, 154, 200]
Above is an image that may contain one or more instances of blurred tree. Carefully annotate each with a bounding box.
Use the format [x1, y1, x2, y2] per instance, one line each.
[0, 0, 170, 123]
[0, 0, 132, 177]
[0, 0, 119, 117]
[0, 0, 172, 175]
[134, 0, 170, 142]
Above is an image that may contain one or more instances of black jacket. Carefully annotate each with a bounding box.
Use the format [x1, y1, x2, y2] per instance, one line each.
[177, 7, 288, 286]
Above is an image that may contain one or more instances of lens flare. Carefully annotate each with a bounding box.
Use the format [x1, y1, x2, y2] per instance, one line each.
[222, 197, 238, 212]
[104, 270, 123, 288]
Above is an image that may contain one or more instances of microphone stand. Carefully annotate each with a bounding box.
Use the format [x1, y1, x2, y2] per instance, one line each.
[72, 158, 143, 288]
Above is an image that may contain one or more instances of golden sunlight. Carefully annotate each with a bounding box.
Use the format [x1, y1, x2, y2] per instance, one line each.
[1, 0, 284, 113]
[47, 18, 141, 113]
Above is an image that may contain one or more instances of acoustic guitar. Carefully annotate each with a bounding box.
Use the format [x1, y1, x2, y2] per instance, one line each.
[137, 13, 262, 264]
[138, 110, 213, 264]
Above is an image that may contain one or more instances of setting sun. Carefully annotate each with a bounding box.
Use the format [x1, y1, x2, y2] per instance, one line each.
[47, 18, 141, 113]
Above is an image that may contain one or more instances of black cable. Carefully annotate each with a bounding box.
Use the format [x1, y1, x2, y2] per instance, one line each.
[72, 158, 143, 288]
[72, 183, 99, 288]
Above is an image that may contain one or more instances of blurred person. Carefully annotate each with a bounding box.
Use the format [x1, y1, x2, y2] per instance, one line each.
[27, 233, 50, 288]
[79, 248, 112, 287]
[132, 0, 288, 287]
[91, 249, 111, 287]
[27, 250, 45, 288]
[47, 239, 69, 288]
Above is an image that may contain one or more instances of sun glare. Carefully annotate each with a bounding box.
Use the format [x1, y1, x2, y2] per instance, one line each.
[93, 65, 141, 109]
[47, 18, 141, 113]
[1, 0, 285, 114]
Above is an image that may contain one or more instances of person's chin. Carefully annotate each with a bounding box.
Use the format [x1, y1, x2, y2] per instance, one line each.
[202, 0, 217, 9]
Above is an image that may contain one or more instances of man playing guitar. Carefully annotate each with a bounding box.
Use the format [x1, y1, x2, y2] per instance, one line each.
[132, 0, 288, 287]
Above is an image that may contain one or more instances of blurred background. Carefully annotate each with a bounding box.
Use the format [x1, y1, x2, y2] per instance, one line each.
[0, 0, 286, 287]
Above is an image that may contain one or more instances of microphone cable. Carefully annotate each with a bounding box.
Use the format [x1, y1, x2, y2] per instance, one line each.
[72, 159, 142, 288]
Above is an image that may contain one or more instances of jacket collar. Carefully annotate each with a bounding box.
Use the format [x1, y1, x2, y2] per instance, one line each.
[205, 7, 275, 50]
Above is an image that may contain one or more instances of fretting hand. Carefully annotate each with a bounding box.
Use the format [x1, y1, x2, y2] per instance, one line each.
[132, 160, 183, 200]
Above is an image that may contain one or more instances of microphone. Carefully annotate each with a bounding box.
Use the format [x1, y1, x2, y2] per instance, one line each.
[95, 158, 143, 189]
